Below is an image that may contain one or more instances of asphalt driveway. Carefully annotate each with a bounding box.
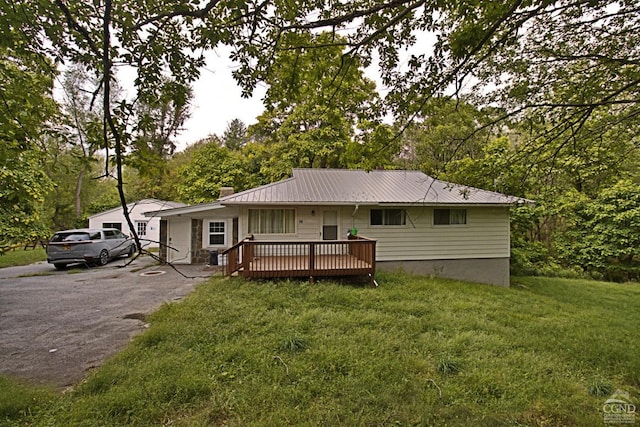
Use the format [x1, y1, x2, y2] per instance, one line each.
[0, 256, 217, 389]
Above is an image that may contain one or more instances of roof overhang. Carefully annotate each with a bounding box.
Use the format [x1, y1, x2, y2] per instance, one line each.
[143, 202, 225, 218]
[220, 201, 529, 208]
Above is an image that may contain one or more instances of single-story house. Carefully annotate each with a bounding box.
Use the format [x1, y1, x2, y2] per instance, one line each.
[88, 198, 186, 248]
[146, 169, 529, 286]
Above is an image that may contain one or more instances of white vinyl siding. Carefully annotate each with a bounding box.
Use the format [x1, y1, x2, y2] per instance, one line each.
[354, 206, 510, 261]
[239, 205, 510, 261]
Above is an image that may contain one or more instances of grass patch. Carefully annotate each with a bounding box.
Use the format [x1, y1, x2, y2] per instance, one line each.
[0, 248, 46, 268]
[436, 354, 462, 375]
[277, 335, 308, 353]
[4, 273, 640, 426]
[0, 377, 56, 422]
[588, 377, 613, 397]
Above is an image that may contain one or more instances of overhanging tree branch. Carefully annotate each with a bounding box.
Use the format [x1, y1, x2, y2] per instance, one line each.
[54, 0, 102, 57]
[132, 0, 222, 30]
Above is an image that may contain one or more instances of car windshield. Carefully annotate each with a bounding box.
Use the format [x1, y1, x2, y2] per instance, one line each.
[51, 232, 93, 242]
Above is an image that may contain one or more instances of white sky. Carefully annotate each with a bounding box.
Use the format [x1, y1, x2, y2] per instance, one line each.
[175, 47, 267, 149]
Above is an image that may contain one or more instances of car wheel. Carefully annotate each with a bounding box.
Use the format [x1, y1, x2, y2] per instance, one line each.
[53, 263, 67, 270]
[128, 244, 136, 257]
[97, 249, 109, 266]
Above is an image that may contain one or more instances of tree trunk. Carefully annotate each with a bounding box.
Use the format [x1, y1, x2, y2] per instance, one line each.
[75, 164, 86, 219]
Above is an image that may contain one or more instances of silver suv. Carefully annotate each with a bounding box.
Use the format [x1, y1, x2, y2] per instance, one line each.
[46, 228, 136, 270]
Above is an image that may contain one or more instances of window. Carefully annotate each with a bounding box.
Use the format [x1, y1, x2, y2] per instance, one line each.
[434, 209, 467, 225]
[208, 221, 225, 245]
[370, 209, 406, 226]
[102, 222, 122, 230]
[52, 232, 91, 242]
[136, 221, 148, 236]
[248, 209, 296, 234]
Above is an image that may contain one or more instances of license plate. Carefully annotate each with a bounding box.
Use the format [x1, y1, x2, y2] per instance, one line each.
[62, 245, 71, 250]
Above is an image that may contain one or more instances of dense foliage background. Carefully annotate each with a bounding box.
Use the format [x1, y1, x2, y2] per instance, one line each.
[1, 0, 638, 280]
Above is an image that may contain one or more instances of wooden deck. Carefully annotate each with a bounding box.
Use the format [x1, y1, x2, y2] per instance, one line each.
[222, 237, 376, 285]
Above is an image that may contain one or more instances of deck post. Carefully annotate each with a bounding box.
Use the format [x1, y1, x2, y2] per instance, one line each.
[225, 250, 234, 276]
[243, 243, 253, 278]
[309, 242, 315, 277]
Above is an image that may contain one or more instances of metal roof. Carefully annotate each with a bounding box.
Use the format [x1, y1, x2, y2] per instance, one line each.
[218, 169, 526, 206]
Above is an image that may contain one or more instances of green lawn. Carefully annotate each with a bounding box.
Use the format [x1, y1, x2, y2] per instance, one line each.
[2, 273, 639, 426]
[0, 248, 46, 268]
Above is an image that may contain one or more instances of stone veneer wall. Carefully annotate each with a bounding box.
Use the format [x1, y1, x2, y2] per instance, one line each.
[191, 219, 211, 264]
[159, 220, 167, 263]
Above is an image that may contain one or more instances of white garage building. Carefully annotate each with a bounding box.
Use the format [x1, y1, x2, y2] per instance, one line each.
[88, 199, 185, 249]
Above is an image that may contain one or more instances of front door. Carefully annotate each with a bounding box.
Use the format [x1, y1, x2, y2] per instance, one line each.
[167, 218, 191, 264]
[322, 210, 338, 240]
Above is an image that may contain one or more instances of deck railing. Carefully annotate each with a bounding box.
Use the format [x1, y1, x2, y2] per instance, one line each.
[221, 236, 376, 284]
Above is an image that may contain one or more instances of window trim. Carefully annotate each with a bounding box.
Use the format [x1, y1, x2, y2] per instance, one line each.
[247, 208, 296, 235]
[205, 220, 227, 248]
[135, 220, 148, 236]
[433, 208, 467, 226]
[370, 208, 407, 226]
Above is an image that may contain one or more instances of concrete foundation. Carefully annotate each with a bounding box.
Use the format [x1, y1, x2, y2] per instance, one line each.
[377, 258, 511, 287]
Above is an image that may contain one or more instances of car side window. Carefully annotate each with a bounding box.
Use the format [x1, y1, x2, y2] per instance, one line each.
[104, 230, 116, 239]
[90, 232, 101, 240]
[115, 231, 127, 239]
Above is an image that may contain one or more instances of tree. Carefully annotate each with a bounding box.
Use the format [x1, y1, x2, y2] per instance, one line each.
[209, 1, 639, 153]
[222, 119, 249, 151]
[444, 136, 528, 197]
[0, 152, 53, 248]
[343, 123, 400, 171]
[176, 136, 260, 204]
[10, 0, 640, 172]
[248, 31, 380, 179]
[0, 46, 57, 247]
[555, 180, 640, 282]
[3, 0, 210, 248]
[393, 98, 494, 176]
[45, 66, 107, 226]
[127, 79, 192, 198]
[41, 137, 90, 230]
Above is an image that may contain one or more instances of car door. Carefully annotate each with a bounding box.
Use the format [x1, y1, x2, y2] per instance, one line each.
[112, 230, 129, 256]
[102, 230, 120, 256]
